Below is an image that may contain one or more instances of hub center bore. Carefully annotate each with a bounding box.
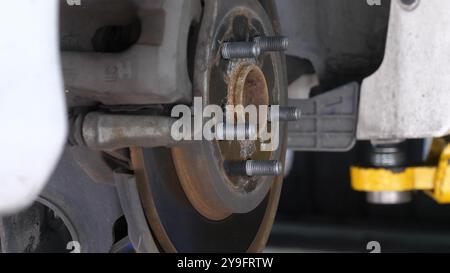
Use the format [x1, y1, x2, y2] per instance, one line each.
[228, 63, 269, 108]
[221, 62, 272, 192]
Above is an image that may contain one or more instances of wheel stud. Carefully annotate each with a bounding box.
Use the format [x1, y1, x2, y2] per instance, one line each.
[269, 106, 302, 121]
[221, 42, 261, 59]
[227, 160, 283, 177]
[215, 123, 257, 140]
[253, 36, 289, 52]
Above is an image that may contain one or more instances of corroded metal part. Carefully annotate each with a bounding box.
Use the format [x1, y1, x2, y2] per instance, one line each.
[131, 0, 286, 253]
[172, 0, 286, 220]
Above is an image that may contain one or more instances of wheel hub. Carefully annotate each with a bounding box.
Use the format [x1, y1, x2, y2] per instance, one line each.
[173, 1, 285, 221]
[133, 0, 287, 252]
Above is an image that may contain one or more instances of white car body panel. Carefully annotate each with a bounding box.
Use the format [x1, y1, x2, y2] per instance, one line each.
[0, 1, 66, 214]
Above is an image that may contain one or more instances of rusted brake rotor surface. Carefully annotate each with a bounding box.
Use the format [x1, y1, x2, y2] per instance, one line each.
[132, 0, 287, 252]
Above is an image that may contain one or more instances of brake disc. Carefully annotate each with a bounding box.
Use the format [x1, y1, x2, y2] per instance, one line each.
[131, 0, 287, 252]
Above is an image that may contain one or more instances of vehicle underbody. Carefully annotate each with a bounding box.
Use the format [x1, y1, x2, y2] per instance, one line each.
[0, 0, 449, 253]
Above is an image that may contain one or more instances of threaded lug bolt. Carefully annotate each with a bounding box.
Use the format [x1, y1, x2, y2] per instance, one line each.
[227, 160, 283, 177]
[268, 106, 302, 121]
[215, 123, 257, 140]
[221, 42, 261, 59]
[253, 36, 289, 52]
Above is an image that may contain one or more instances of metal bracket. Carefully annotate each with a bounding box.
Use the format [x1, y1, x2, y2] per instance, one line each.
[351, 140, 450, 204]
[62, 0, 201, 105]
[357, 0, 450, 139]
[288, 82, 359, 152]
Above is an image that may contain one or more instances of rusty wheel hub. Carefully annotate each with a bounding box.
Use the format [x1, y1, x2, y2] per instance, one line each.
[132, 0, 287, 252]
